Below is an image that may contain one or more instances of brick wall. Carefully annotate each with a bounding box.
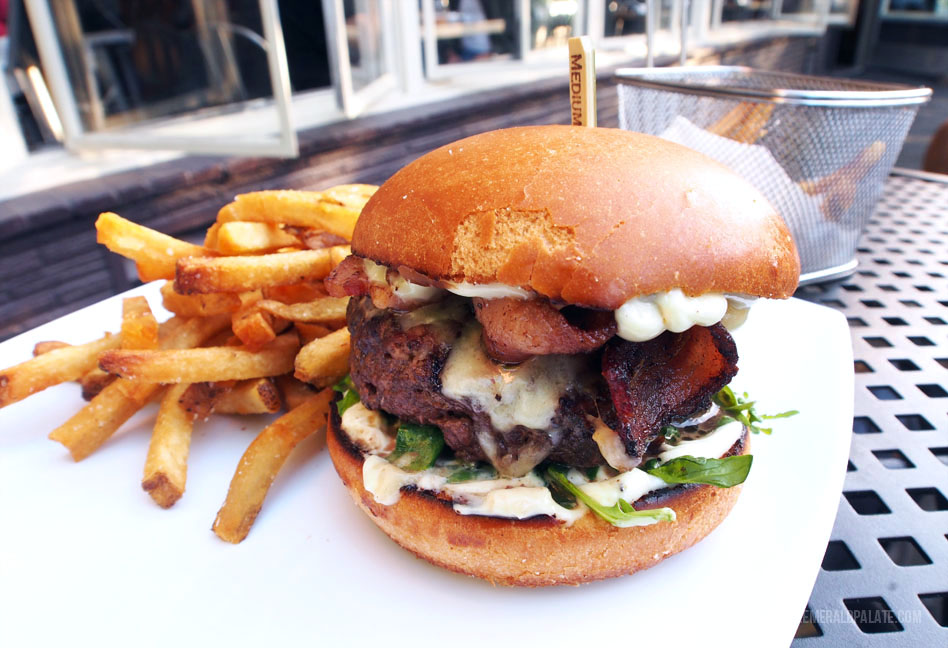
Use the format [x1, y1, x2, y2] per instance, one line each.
[0, 36, 818, 341]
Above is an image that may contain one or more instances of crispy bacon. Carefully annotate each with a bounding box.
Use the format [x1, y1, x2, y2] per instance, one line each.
[601, 324, 738, 458]
[473, 298, 617, 363]
[326, 255, 370, 298]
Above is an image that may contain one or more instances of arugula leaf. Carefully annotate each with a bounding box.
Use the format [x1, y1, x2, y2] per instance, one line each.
[544, 464, 579, 509]
[713, 386, 798, 435]
[388, 423, 445, 472]
[332, 375, 360, 416]
[546, 467, 675, 528]
[446, 464, 498, 484]
[645, 454, 752, 488]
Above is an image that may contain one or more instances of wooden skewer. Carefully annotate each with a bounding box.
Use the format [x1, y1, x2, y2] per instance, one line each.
[568, 36, 596, 128]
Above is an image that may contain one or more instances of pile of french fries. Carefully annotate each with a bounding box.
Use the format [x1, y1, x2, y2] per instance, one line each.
[0, 185, 376, 544]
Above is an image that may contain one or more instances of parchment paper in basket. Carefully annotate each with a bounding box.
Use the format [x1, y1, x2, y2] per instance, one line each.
[659, 115, 853, 264]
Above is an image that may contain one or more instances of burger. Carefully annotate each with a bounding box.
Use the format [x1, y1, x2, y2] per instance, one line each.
[324, 125, 799, 586]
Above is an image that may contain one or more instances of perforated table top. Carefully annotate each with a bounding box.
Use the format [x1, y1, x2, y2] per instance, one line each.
[792, 170, 948, 645]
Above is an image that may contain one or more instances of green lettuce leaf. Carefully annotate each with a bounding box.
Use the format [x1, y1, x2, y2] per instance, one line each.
[645, 454, 752, 488]
[546, 466, 675, 528]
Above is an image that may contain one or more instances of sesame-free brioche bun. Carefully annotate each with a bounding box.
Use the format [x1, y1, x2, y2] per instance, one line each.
[327, 411, 748, 587]
[352, 125, 799, 309]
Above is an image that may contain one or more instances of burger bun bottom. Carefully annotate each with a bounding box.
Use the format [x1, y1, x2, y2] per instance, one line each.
[327, 411, 748, 587]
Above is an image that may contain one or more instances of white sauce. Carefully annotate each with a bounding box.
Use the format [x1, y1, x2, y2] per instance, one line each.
[454, 487, 584, 523]
[658, 420, 744, 463]
[615, 290, 756, 342]
[576, 468, 668, 507]
[340, 403, 394, 453]
[444, 282, 533, 300]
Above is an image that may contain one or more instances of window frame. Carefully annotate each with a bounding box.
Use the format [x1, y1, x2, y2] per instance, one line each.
[22, 0, 299, 157]
[323, 0, 398, 118]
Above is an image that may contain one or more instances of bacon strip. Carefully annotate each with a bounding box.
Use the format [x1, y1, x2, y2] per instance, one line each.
[325, 255, 369, 298]
[474, 298, 617, 363]
[601, 324, 738, 457]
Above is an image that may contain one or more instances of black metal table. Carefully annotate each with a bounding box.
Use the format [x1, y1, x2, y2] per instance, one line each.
[792, 170, 948, 645]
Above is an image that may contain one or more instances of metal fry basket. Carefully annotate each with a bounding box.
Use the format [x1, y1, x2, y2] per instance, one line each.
[615, 66, 932, 284]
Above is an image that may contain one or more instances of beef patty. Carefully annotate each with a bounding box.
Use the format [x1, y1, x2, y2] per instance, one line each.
[346, 297, 604, 474]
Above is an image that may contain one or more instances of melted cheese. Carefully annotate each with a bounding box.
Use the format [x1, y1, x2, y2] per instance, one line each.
[363, 258, 445, 307]
[440, 322, 584, 434]
[391, 276, 443, 303]
[590, 417, 639, 472]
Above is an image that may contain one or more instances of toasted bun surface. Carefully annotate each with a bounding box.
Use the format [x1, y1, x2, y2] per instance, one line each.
[352, 125, 799, 310]
[327, 412, 748, 587]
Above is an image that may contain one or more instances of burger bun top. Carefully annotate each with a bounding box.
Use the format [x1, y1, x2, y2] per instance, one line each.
[352, 125, 800, 309]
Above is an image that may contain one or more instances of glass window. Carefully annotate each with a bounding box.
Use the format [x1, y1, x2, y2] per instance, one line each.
[44, 0, 282, 131]
[324, 0, 395, 117]
[721, 0, 773, 22]
[605, 1, 648, 37]
[531, 0, 582, 50]
[344, 0, 388, 92]
[24, 0, 297, 156]
[425, 0, 517, 65]
[279, 0, 332, 92]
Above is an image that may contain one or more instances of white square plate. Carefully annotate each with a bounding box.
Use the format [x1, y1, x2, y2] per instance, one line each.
[0, 285, 852, 647]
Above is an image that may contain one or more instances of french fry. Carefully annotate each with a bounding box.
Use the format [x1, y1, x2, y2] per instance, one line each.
[708, 102, 774, 144]
[95, 212, 212, 282]
[49, 381, 166, 461]
[142, 383, 196, 508]
[215, 202, 239, 224]
[203, 221, 222, 249]
[49, 315, 229, 460]
[799, 141, 886, 219]
[293, 322, 332, 345]
[262, 282, 327, 304]
[159, 281, 241, 318]
[255, 297, 348, 325]
[320, 183, 377, 210]
[177, 381, 233, 419]
[28, 339, 117, 400]
[212, 389, 332, 543]
[215, 222, 301, 255]
[79, 368, 116, 401]
[229, 191, 362, 239]
[294, 327, 350, 388]
[99, 333, 300, 384]
[33, 341, 71, 356]
[275, 375, 317, 410]
[231, 300, 289, 349]
[174, 247, 349, 295]
[215, 378, 282, 415]
[0, 333, 120, 408]
[121, 296, 159, 350]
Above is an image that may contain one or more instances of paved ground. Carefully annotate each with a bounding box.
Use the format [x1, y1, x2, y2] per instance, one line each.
[855, 68, 948, 171]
